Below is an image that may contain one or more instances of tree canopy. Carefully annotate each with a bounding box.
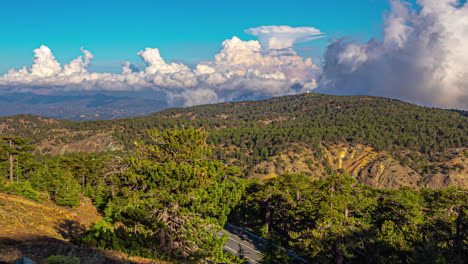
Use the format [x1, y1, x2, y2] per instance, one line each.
[81, 127, 245, 262]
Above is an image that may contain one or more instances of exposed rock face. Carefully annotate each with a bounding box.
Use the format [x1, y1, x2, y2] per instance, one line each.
[251, 143, 467, 189]
[354, 159, 419, 189]
[422, 173, 468, 189]
[324, 144, 467, 189]
[420, 149, 468, 189]
[37, 132, 124, 155]
[323, 144, 420, 189]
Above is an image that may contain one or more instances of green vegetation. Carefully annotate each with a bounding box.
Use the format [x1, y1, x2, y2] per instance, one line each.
[0, 136, 35, 182]
[1, 94, 466, 182]
[1, 128, 466, 263]
[45, 255, 80, 264]
[0, 128, 244, 263]
[0, 180, 42, 202]
[80, 127, 245, 262]
[0, 94, 467, 263]
[53, 170, 81, 207]
[0, 136, 110, 207]
[230, 174, 467, 263]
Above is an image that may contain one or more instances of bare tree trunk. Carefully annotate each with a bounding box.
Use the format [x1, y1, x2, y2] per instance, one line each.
[335, 249, 344, 264]
[9, 140, 13, 182]
[265, 203, 271, 235]
[455, 206, 464, 259]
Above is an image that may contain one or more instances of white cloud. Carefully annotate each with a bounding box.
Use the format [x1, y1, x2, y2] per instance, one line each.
[318, 0, 468, 110]
[0, 28, 321, 107]
[196, 36, 319, 81]
[62, 47, 94, 75]
[167, 88, 219, 107]
[121, 61, 138, 75]
[138, 48, 190, 74]
[3, 5, 465, 111]
[245, 25, 324, 50]
[30, 45, 62, 77]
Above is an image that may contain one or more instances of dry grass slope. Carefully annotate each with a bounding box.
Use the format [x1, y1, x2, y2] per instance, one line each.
[0, 193, 171, 264]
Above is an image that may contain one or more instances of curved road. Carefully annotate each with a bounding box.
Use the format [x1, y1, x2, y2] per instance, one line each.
[223, 223, 307, 264]
[223, 224, 263, 263]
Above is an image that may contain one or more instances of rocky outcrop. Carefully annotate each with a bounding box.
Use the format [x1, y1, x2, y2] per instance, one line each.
[36, 132, 123, 155]
[251, 143, 467, 190]
[323, 144, 467, 189]
[420, 149, 468, 189]
[322, 144, 419, 189]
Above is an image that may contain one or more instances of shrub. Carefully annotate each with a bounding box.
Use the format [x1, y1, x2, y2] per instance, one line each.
[45, 255, 79, 264]
[1, 181, 41, 202]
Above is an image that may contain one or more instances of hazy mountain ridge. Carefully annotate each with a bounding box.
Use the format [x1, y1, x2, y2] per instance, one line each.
[0, 92, 167, 120]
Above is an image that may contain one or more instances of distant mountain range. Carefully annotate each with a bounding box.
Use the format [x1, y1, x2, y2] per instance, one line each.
[0, 92, 168, 120]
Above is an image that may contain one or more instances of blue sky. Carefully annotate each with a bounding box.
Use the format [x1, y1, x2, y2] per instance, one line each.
[1, 0, 466, 110]
[0, 0, 395, 74]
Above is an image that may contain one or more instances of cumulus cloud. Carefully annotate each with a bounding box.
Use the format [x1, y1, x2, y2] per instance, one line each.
[317, 0, 468, 110]
[195, 36, 319, 81]
[138, 48, 190, 74]
[245, 25, 324, 50]
[30, 45, 62, 77]
[121, 61, 139, 75]
[0, 27, 320, 107]
[63, 47, 94, 75]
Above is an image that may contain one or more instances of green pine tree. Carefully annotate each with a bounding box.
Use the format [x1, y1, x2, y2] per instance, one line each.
[54, 170, 81, 207]
[99, 127, 245, 262]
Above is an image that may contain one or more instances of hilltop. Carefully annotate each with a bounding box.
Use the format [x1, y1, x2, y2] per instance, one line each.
[1, 93, 466, 189]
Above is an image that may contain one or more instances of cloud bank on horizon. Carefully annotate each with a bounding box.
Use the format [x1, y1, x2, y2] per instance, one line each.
[0, 0, 467, 110]
[0, 26, 320, 107]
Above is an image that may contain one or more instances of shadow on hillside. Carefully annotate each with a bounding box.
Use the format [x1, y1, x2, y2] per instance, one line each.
[56, 219, 86, 240]
[0, 219, 162, 264]
[0, 236, 107, 264]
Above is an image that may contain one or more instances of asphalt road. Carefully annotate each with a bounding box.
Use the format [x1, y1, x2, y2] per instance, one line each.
[222, 223, 308, 264]
[222, 224, 264, 263]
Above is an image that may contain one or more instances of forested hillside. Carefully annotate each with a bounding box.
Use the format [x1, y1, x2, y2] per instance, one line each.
[1, 93, 466, 189]
[0, 126, 466, 263]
